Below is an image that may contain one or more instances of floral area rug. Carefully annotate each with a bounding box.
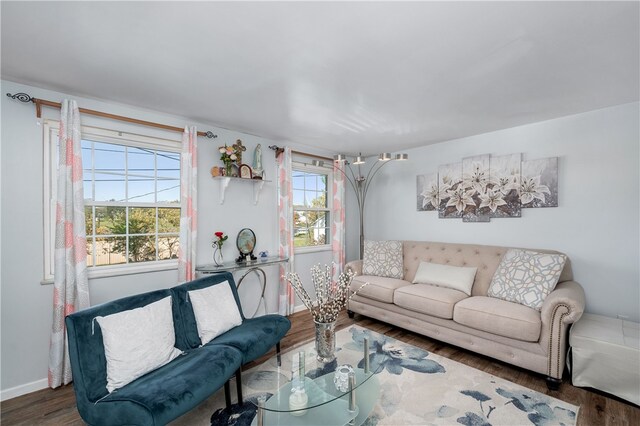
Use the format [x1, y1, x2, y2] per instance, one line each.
[170, 325, 578, 426]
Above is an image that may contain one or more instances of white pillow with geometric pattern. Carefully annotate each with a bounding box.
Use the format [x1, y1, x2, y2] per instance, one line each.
[487, 249, 567, 311]
[362, 240, 404, 279]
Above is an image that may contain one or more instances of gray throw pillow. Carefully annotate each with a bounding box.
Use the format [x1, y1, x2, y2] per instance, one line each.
[362, 240, 404, 279]
[487, 248, 567, 310]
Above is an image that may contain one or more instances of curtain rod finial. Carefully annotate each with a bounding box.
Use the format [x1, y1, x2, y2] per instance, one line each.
[203, 131, 218, 139]
[6, 92, 34, 103]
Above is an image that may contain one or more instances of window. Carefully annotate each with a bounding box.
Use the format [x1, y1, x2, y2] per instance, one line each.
[43, 121, 181, 280]
[292, 163, 332, 251]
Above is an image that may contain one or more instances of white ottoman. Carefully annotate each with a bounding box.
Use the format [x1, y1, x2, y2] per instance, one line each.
[570, 313, 640, 405]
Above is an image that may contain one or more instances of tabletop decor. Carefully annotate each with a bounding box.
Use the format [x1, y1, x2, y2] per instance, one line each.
[285, 264, 364, 362]
[211, 231, 228, 266]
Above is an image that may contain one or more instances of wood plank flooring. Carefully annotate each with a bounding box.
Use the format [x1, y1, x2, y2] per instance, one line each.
[1, 311, 638, 425]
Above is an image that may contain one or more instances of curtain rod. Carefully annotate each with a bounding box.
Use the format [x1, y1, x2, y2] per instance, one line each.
[6, 92, 218, 139]
[268, 145, 333, 161]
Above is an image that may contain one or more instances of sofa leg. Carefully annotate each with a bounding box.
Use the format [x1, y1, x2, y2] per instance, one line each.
[546, 376, 562, 391]
[224, 380, 231, 410]
[347, 310, 355, 319]
[236, 368, 243, 405]
[276, 341, 282, 366]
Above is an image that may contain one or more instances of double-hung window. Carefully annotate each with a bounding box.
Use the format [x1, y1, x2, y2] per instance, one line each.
[292, 162, 332, 252]
[43, 121, 181, 280]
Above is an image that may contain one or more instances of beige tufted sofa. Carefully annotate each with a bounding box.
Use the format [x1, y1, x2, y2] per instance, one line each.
[345, 241, 586, 389]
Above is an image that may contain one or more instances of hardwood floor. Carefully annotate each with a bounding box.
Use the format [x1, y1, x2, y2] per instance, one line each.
[2, 311, 638, 425]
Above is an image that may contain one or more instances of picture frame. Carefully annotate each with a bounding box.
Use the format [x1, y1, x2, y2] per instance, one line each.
[239, 164, 253, 179]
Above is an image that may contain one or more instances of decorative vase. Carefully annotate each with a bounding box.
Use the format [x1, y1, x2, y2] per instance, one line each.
[213, 246, 224, 266]
[314, 320, 336, 362]
[224, 163, 232, 177]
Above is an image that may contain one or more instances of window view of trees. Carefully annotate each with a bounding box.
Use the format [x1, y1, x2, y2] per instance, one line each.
[81, 139, 181, 267]
[293, 169, 331, 248]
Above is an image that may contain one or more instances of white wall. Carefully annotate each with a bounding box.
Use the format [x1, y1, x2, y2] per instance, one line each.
[355, 102, 639, 321]
[0, 80, 333, 397]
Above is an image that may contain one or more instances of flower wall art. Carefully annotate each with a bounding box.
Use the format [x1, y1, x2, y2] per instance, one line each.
[417, 154, 558, 221]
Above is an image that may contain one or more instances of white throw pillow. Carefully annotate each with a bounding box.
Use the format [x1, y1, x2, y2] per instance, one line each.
[488, 249, 567, 310]
[412, 262, 478, 296]
[188, 281, 243, 345]
[362, 240, 404, 279]
[96, 296, 182, 393]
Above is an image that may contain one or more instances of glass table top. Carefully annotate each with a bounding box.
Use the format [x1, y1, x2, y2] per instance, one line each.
[247, 335, 382, 414]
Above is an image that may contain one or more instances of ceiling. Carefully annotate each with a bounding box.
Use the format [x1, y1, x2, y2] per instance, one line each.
[2, 2, 638, 155]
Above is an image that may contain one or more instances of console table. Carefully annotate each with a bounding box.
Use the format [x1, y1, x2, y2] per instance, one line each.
[196, 256, 289, 318]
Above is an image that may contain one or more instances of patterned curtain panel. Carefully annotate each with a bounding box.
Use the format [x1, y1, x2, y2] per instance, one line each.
[331, 160, 346, 283]
[277, 147, 295, 315]
[48, 100, 90, 388]
[178, 126, 198, 282]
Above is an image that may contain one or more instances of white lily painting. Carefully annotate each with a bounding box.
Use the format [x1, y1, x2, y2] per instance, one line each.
[521, 157, 558, 207]
[437, 162, 463, 218]
[416, 173, 439, 211]
[417, 153, 558, 221]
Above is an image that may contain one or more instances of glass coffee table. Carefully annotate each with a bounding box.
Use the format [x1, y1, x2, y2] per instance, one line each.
[247, 337, 381, 426]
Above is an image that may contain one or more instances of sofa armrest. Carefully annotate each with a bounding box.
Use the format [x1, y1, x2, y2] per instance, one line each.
[539, 280, 586, 379]
[541, 280, 586, 326]
[345, 260, 363, 276]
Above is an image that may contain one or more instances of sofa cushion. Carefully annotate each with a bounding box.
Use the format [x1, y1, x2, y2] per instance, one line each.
[208, 315, 291, 364]
[351, 275, 411, 304]
[488, 249, 567, 310]
[96, 296, 182, 392]
[172, 273, 245, 349]
[99, 344, 242, 426]
[188, 281, 243, 344]
[394, 284, 468, 319]
[453, 296, 541, 342]
[362, 240, 404, 278]
[412, 261, 477, 296]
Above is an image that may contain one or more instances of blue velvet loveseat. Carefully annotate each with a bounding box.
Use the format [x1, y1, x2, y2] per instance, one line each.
[65, 272, 291, 426]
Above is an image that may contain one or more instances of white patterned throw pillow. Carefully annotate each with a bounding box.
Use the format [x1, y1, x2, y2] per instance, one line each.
[362, 240, 404, 279]
[488, 249, 567, 310]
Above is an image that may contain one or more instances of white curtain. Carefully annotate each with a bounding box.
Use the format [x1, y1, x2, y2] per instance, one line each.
[178, 126, 198, 282]
[331, 160, 346, 283]
[48, 99, 90, 388]
[277, 147, 295, 315]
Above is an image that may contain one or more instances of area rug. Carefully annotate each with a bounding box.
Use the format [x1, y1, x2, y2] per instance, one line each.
[170, 325, 579, 426]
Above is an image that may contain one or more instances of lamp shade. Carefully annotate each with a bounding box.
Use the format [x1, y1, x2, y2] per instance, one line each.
[353, 153, 365, 165]
[395, 153, 408, 161]
[333, 154, 346, 161]
[378, 153, 392, 161]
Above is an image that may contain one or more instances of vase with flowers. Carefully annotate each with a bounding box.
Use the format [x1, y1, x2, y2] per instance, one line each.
[286, 264, 367, 362]
[212, 231, 228, 266]
[218, 145, 238, 176]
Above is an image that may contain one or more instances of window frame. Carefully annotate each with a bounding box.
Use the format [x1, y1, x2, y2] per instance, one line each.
[42, 119, 182, 282]
[291, 161, 333, 254]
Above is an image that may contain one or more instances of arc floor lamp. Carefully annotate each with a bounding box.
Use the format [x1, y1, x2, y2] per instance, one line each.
[329, 152, 408, 259]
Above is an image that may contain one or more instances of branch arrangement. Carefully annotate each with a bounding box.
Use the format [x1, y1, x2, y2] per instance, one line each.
[285, 264, 367, 323]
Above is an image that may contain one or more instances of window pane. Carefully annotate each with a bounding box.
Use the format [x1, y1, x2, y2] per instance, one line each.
[294, 233, 312, 247]
[293, 189, 305, 208]
[95, 206, 126, 235]
[128, 207, 156, 234]
[83, 170, 92, 201]
[157, 179, 180, 204]
[128, 235, 156, 263]
[95, 172, 126, 202]
[81, 140, 92, 169]
[95, 237, 126, 266]
[158, 208, 180, 233]
[292, 174, 305, 190]
[86, 239, 94, 267]
[317, 176, 326, 191]
[306, 191, 326, 208]
[157, 150, 180, 175]
[128, 178, 155, 202]
[292, 211, 330, 247]
[158, 235, 179, 260]
[305, 174, 317, 190]
[127, 146, 155, 175]
[85, 206, 93, 236]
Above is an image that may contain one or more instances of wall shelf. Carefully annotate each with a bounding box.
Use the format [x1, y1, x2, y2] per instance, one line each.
[212, 176, 270, 205]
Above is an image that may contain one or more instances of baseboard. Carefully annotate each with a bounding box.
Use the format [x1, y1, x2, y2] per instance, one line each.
[293, 304, 307, 314]
[0, 378, 48, 401]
